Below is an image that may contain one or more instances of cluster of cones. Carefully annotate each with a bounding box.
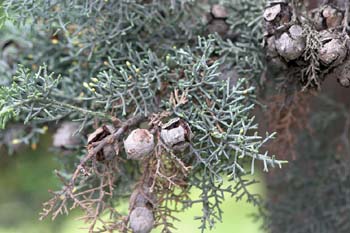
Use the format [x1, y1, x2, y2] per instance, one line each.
[263, 1, 350, 88]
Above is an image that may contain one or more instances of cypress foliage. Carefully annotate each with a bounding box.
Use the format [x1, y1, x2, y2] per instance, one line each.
[1, 0, 349, 233]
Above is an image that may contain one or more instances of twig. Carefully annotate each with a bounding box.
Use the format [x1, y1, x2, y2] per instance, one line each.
[39, 114, 147, 231]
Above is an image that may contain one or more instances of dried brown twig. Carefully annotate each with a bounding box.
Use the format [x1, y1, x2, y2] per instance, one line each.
[41, 111, 193, 233]
[39, 114, 147, 232]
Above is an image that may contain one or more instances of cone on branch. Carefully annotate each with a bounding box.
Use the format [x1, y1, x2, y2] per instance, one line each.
[274, 25, 305, 61]
[124, 128, 155, 160]
[207, 4, 229, 37]
[206, 4, 238, 40]
[207, 19, 230, 37]
[263, 2, 292, 36]
[160, 118, 192, 152]
[129, 207, 154, 233]
[319, 38, 347, 66]
[264, 4, 282, 22]
[211, 4, 228, 19]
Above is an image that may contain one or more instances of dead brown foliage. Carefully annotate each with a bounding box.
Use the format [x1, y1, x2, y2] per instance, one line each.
[265, 92, 312, 160]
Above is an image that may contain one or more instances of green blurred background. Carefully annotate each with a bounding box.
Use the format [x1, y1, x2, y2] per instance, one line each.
[0, 134, 266, 233]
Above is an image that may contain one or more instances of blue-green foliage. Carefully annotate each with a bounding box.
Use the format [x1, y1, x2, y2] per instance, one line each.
[0, 0, 285, 232]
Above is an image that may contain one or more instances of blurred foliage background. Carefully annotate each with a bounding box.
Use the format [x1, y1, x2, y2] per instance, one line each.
[0, 134, 265, 233]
